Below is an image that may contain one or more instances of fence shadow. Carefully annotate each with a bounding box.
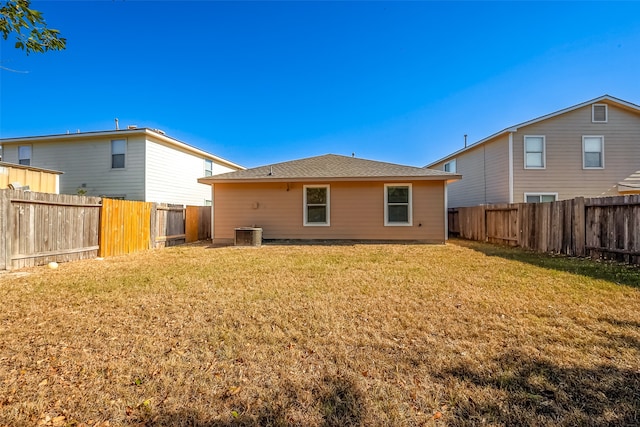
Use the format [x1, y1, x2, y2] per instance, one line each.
[452, 238, 640, 288]
[437, 350, 640, 426]
[130, 374, 364, 426]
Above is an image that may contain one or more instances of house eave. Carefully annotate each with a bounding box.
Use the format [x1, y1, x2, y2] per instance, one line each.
[198, 174, 462, 185]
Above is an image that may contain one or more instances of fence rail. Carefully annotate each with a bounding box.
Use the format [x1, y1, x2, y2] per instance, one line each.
[449, 195, 640, 265]
[0, 189, 212, 270]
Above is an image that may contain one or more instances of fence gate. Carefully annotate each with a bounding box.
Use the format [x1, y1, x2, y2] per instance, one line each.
[99, 198, 152, 257]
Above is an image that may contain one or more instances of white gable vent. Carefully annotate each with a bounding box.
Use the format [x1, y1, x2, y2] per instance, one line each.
[592, 104, 608, 123]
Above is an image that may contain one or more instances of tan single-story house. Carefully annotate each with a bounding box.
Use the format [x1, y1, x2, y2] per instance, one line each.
[198, 154, 461, 244]
[0, 161, 63, 193]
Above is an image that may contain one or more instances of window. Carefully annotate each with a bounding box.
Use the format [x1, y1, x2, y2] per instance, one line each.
[524, 136, 545, 169]
[592, 104, 608, 123]
[204, 159, 213, 177]
[443, 159, 456, 173]
[111, 139, 126, 169]
[525, 193, 557, 203]
[384, 184, 412, 226]
[304, 185, 329, 226]
[583, 136, 604, 169]
[18, 145, 31, 166]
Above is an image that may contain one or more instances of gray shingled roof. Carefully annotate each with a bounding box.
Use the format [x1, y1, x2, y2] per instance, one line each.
[618, 170, 640, 192]
[199, 154, 460, 183]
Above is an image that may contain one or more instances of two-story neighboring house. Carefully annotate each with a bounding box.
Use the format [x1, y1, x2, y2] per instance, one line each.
[0, 127, 244, 205]
[426, 95, 640, 207]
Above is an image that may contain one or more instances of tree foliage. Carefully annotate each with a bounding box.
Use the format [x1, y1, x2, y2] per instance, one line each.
[0, 0, 66, 55]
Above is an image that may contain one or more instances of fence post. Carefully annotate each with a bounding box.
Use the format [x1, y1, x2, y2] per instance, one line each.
[573, 197, 586, 257]
[149, 203, 158, 249]
[0, 190, 9, 270]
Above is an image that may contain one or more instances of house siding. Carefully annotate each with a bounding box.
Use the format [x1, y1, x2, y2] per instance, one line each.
[212, 180, 446, 243]
[512, 103, 640, 202]
[2, 136, 146, 199]
[145, 137, 236, 205]
[431, 134, 510, 207]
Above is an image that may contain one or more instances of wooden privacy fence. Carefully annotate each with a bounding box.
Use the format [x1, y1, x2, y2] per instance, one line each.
[449, 195, 640, 264]
[0, 189, 212, 270]
[0, 190, 101, 270]
[99, 199, 152, 257]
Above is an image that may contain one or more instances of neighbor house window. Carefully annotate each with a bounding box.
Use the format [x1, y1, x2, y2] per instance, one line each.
[524, 136, 545, 169]
[525, 193, 557, 203]
[384, 184, 412, 226]
[592, 104, 608, 123]
[444, 159, 456, 173]
[204, 159, 213, 177]
[304, 185, 330, 226]
[583, 136, 604, 169]
[111, 139, 126, 169]
[18, 145, 31, 166]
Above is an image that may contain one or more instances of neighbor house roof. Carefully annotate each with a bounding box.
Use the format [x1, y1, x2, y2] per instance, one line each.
[198, 154, 461, 184]
[0, 128, 244, 171]
[618, 170, 640, 193]
[425, 94, 640, 168]
[0, 161, 64, 175]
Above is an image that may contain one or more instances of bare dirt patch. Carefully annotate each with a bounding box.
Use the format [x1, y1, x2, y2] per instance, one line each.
[1, 240, 638, 426]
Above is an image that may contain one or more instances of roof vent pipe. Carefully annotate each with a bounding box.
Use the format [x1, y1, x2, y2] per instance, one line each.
[268, 166, 273, 176]
[115, 118, 119, 130]
[464, 134, 468, 148]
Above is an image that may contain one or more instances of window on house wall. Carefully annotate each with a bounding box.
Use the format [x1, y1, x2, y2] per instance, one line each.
[204, 159, 213, 177]
[18, 145, 31, 166]
[304, 185, 330, 226]
[111, 139, 126, 169]
[592, 104, 608, 123]
[524, 136, 545, 169]
[525, 193, 557, 203]
[583, 136, 604, 169]
[444, 159, 456, 173]
[384, 184, 412, 226]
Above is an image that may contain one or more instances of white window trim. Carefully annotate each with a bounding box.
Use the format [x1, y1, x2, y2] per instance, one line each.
[524, 192, 558, 203]
[384, 183, 412, 226]
[303, 184, 330, 226]
[582, 135, 605, 169]
[523, 135, 546, 169]
[443, 159, 456, 173]
[592, 104, 608, 123]
[111, 139, 127, 170]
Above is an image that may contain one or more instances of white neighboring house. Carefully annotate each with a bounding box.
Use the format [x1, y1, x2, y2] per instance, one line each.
[0, 127, 244, 205]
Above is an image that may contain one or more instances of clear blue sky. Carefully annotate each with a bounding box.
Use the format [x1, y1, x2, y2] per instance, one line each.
[1, 1, 639, 168]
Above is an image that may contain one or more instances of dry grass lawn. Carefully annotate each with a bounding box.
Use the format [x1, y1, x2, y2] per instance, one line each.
[0, 239, 639, 426]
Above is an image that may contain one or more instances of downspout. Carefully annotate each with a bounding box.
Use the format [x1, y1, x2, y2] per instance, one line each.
[508, 132, 514, 203]
[444, 181, 448, 242]
[211, 184, 216, 244]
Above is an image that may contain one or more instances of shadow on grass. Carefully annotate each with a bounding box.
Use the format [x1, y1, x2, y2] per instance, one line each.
[451, 238, 640, 288]
[131, 374, 364, 427]
[438, 350, 640, 427]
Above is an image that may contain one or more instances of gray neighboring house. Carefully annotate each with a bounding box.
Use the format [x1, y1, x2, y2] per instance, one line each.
[1, 127, 244, 205]
[427, 95, 640, 207]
